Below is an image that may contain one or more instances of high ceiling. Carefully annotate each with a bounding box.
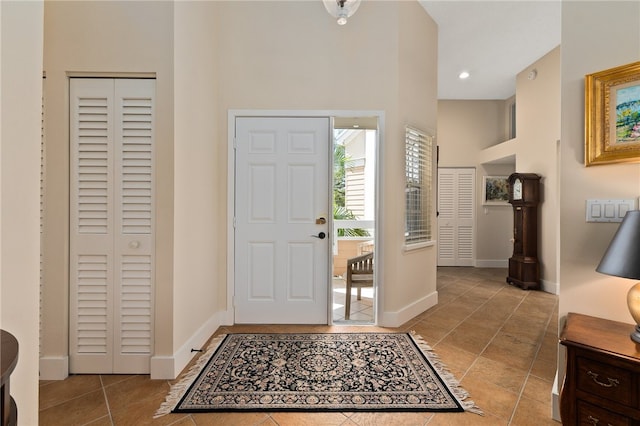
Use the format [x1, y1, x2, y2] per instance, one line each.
[419, 1, 561, 100]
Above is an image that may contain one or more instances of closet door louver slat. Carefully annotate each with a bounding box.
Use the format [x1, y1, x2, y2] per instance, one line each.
[70, 78, 154, 374]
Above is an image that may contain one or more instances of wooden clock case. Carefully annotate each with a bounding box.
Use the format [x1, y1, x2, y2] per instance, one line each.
[506, 173, 541, 290]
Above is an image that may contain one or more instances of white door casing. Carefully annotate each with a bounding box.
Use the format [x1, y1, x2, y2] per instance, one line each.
[437, 168, 475, 266]
[234, 117, 330, 324]
[69, 78, 155, 373]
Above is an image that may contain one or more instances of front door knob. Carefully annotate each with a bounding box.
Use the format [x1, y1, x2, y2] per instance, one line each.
[311, 232, 326, 239]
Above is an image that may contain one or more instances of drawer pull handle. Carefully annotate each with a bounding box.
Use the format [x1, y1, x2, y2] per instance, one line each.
[587, 370, 619, 388]
[587, 415, 614, 426]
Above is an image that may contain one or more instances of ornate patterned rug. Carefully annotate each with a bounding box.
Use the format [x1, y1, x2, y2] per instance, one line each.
[155, 332, 481, 416]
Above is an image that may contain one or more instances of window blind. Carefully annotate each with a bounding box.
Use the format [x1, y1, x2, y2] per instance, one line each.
[405, 126, 433, 244]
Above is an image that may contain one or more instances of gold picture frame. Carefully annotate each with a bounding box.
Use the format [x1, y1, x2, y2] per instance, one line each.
[586, 61, 640, 166]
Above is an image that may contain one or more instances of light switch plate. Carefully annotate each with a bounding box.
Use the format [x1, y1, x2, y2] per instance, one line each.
[586, 199, 636, 222]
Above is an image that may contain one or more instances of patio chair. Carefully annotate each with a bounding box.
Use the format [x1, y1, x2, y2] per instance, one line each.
[344, 251, 374, 320]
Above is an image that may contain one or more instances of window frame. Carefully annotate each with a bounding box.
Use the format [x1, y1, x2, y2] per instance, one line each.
[404, 126, 435, 250]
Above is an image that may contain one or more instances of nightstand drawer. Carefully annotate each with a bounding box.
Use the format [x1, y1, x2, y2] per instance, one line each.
[577, 400, 632, 426]
[577, 356, 634, 406]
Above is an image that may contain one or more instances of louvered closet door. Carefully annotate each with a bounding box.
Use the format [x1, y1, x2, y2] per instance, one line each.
[69, 78, 155, 374]
[437, 168, 475, 266]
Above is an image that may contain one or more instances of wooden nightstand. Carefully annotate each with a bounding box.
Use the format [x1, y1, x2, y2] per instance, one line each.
[560, 312, 640, 425]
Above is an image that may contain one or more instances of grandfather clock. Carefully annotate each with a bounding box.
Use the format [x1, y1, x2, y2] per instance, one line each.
[507, 173, 541, 290]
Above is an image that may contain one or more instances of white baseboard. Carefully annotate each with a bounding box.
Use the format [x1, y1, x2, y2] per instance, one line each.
[475, 259, 508, 268]
[552, 371, 561, 421]
[39, 356, 69, 380]
[542, 278, 559, 295]
[150, 312, 222, 379]
[378, 291, 438, 328]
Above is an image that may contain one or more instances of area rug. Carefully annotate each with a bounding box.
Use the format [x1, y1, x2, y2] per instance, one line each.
[154, 332, 482, 416]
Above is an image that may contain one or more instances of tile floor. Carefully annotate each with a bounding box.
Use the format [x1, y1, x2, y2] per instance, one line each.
[332, 276, 374, 323]
[39, 267, 560, 425]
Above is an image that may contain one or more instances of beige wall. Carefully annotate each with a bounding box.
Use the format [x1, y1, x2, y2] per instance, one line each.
[1, 1, 44, 423]
[40, 0, 439, 381]
[557, 2, 640, 410]
[213, 1, 438, 324]
[514, 47, 561, 291]
[42, 1, 176, 377]
[171, 1, 220, 375]
[438, 100, 509, 164]
[560, 2, 640, 326]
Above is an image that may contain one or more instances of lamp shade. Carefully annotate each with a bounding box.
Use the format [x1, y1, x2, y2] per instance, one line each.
[596, 210, 640, 279]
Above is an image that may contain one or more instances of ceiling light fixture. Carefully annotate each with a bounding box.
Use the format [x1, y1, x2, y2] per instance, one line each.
[458, 71, 470, 80]
[323, 0, 361, 25]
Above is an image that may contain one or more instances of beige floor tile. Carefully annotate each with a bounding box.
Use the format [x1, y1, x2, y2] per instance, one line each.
[459, 375, 518, 421]
[439, 321, 497, 355]
[481, 332, 539, 371]
[522, 375, 553, 405]
[348, 411, 433, 426]
[431, 341, 477, 379]
[510, 396, 559, 426]
[38, 267, 560, 426]
[464, 356, 528, 394]
[428, 411, 507, 425]
[111, 395, 189, 425]
[269, 411, 349, 425]
[103, 375, 171, 412]
[84, 416, 115, 426]
[39, 374, 102, 410]
[191, 412, 271, 426]
[39, 389, 109, 426]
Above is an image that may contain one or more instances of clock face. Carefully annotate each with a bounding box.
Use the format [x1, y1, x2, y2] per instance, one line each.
[513, 179, 523, 200]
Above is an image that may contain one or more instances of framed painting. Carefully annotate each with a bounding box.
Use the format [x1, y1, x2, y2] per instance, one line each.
[482, 176, 509, 205]
[586, 61, 640, 166]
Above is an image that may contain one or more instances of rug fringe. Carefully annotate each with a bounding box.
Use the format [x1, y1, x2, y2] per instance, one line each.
[409, 331, 484, 416]
[153, 334, 228, 419]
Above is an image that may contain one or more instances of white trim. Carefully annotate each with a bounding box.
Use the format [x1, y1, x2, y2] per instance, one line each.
[39, 356, 69, 380]
[227, 110, 385, 326]
[475, 259, 508, 268]
[552, 371, 561, 421]
[150, 312, 221, 379]
[403, 240, 436, 252]
[378, 291, 438, 328]
[541, 278, 559, 295]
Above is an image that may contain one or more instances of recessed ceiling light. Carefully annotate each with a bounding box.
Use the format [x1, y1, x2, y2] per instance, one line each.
[458, 71, 470, 80]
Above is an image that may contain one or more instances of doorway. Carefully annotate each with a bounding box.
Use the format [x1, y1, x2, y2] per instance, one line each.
[331, 117, 377, 324]
[437, 167, 475, 266]
[228, 111, 381, 326]
[69, 78, 156, 374]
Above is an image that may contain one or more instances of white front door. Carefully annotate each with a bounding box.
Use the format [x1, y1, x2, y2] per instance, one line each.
[437, 168, 475, 266]
[69, 78, 155, 373]
[234, 117, 330, 324]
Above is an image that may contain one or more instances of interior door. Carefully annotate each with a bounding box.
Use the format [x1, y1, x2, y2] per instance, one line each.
[69, 78, 155, 373]
[437, 168, 475, 266]
[234, 117, 330, 324]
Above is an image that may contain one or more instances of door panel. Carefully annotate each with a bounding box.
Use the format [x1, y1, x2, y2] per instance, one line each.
[437, 168, 475, 266]
[235, 117, 330, 324]
[70, 78, 154, 374]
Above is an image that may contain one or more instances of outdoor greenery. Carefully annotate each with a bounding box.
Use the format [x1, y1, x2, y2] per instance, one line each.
[333, 140, 369, 237]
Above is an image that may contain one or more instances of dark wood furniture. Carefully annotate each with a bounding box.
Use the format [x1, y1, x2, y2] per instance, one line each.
[344, 252, 373, 320]
[506, 172, 541, 290]
[560, 312, 640, 425]
[0, 330, 18, 426]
